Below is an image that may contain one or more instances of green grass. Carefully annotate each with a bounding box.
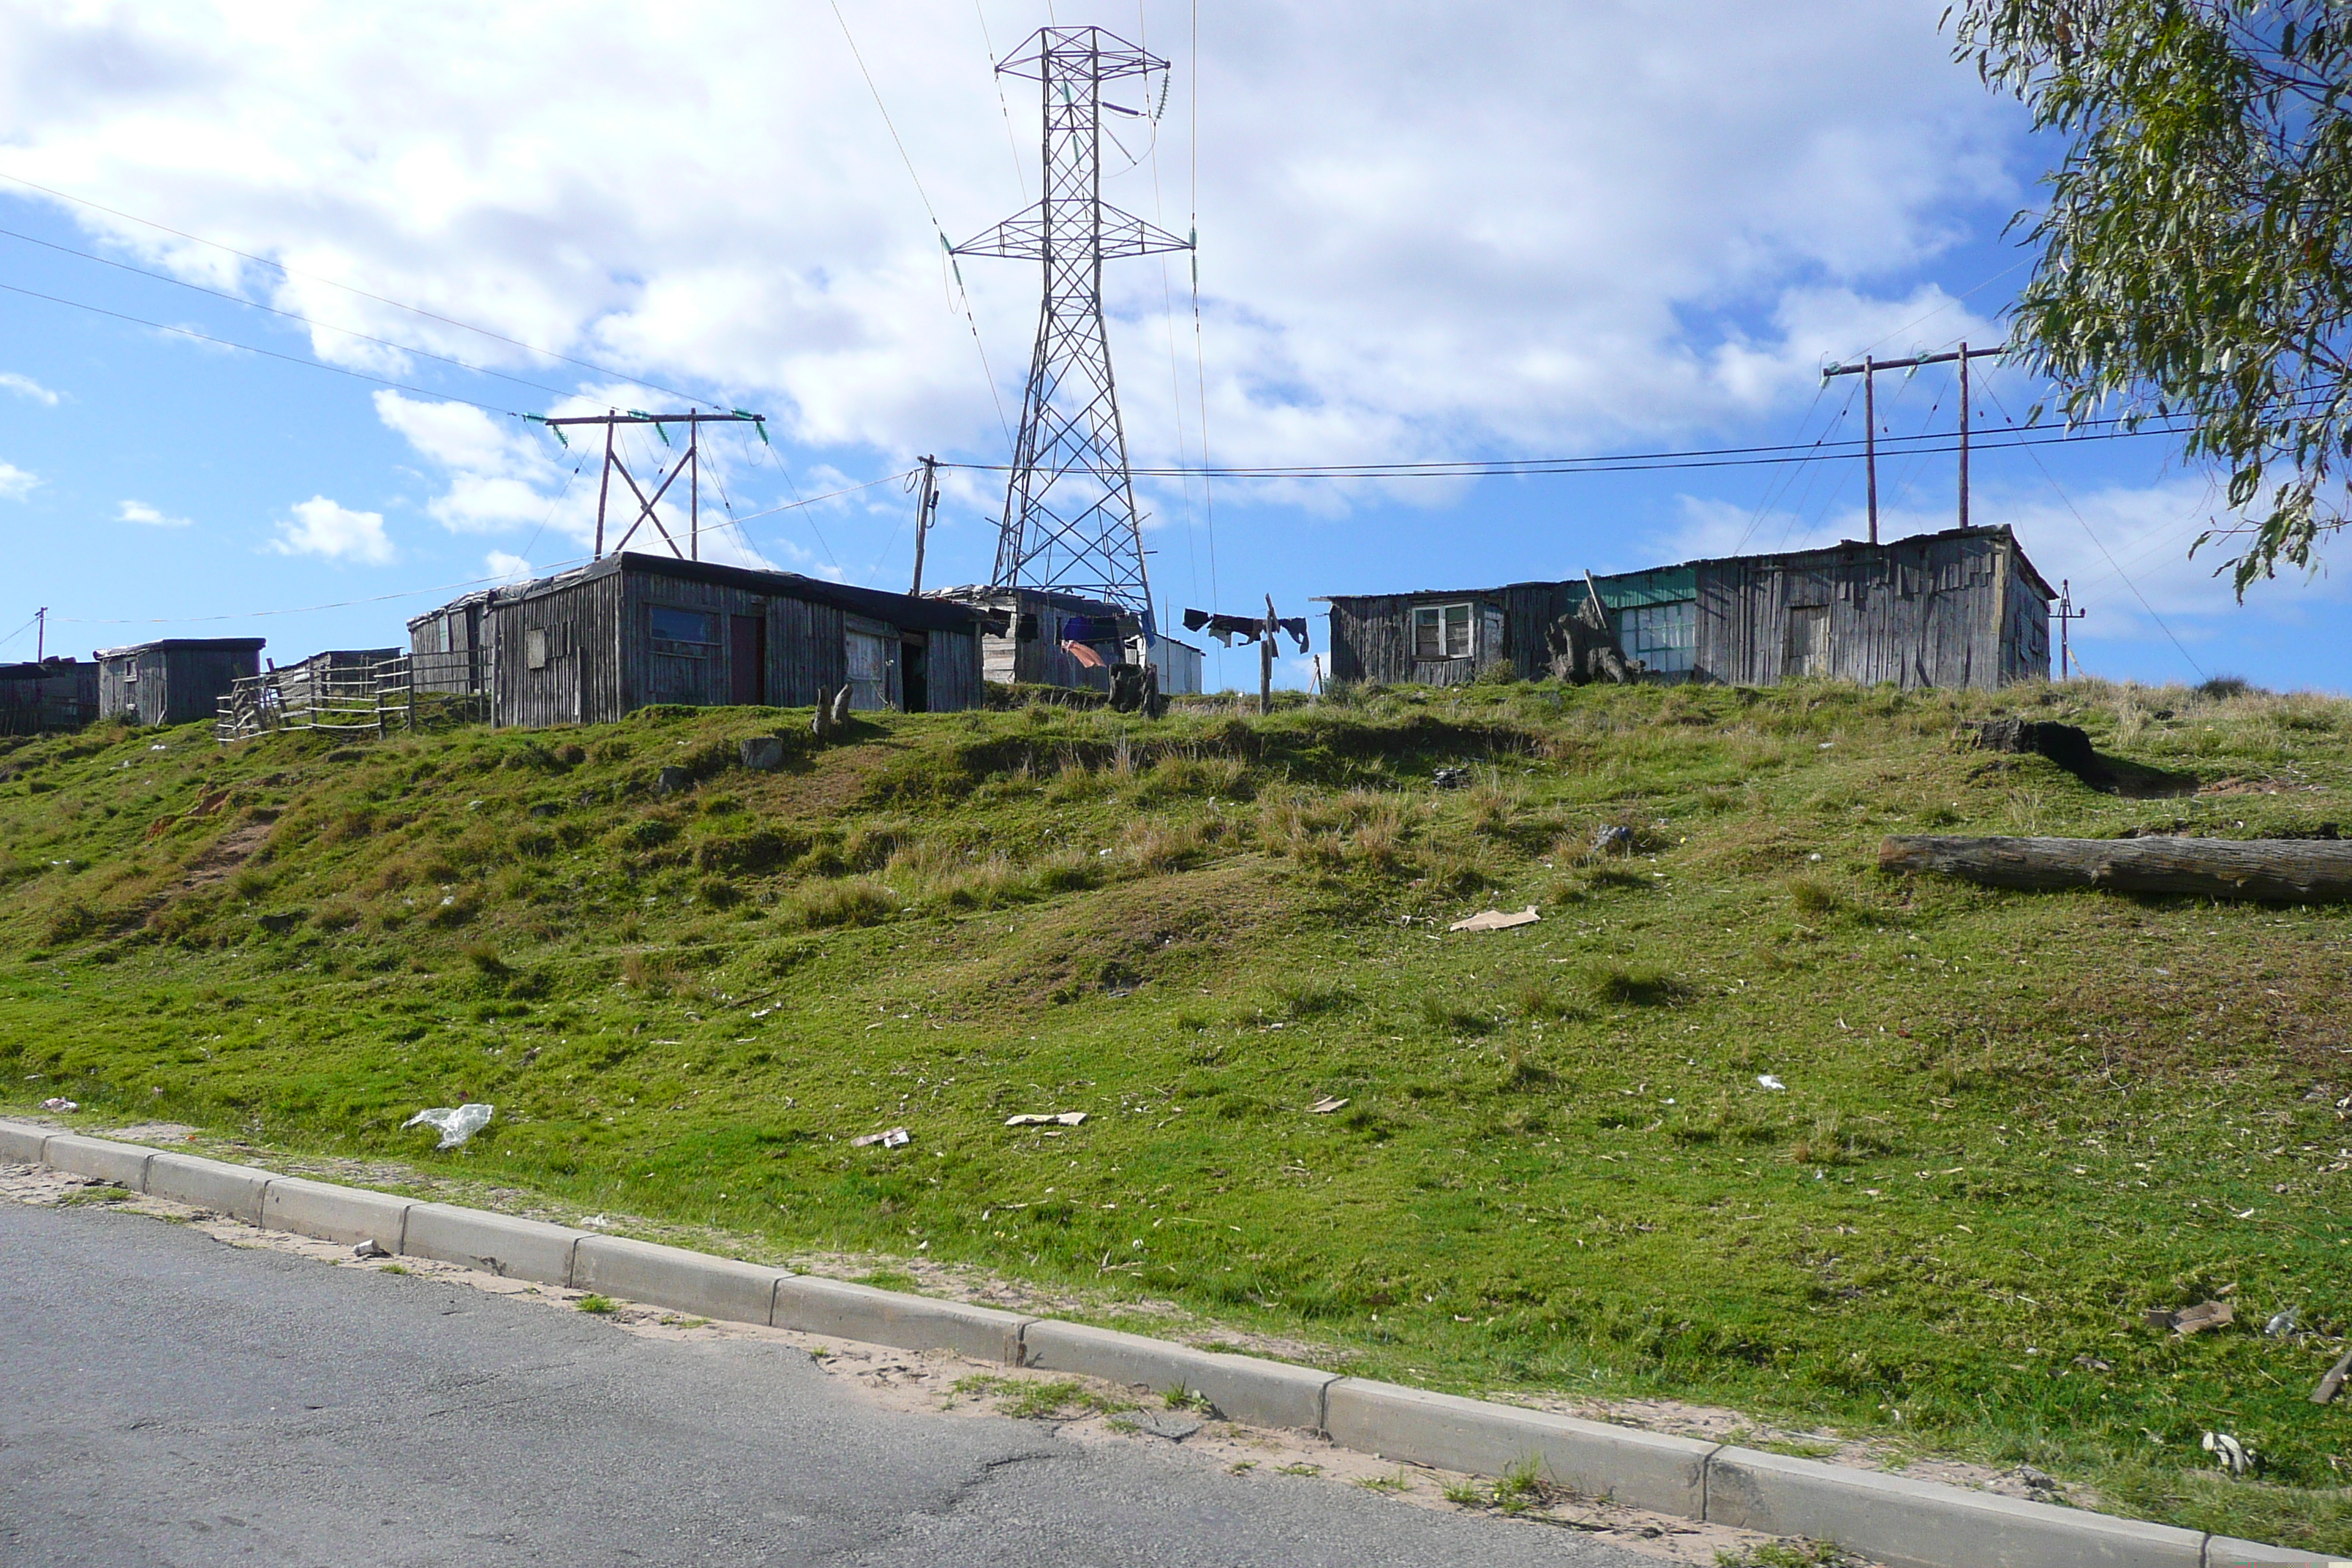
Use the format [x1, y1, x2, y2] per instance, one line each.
[954, 1374, 1136, 1420]
[574, 1294, 617, 1314]
[4, 679, 2351, 1548]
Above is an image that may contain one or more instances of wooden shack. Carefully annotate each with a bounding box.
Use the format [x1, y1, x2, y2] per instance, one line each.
[94, 638, 265, 725]
[0, 657, 100, 735]
[1319, 526, 2052, 692]
[933, 586, 1203, 695]
[413, 552, 986, 728]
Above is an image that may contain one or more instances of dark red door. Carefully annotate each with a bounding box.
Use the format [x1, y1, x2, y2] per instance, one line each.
[729, 615, 766, 705]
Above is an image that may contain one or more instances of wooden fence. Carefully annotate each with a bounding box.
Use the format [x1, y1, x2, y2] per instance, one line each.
[215, 651, 486, 743]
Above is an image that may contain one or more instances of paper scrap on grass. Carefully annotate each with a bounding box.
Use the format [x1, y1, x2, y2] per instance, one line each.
[402, 1104, 494, 1148]
[1006, 1112, 1088, 1127]
[1757, 1075, 1787, 1091]
[1308, 1097, 1349, 1115]
[852, 1126, 911, 1148]
[1448, 906, 1539, 932]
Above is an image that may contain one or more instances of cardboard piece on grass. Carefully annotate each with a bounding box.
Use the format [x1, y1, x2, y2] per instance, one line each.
[1448, 906, 1539, 933]
[1308, 1097, 1349, 1115]
[851, 1127, 911, 1148]
[2143, 1300, 2231, 1335]
[1004, 1112, 1086, 1127]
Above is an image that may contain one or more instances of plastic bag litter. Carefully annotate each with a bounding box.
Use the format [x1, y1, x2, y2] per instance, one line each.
[2202, 1431, 2253, 1476]
[402, 1103, 494, 1148]
[1757, 1074, 1787, 1091]
[40, 1097, 78, 1112]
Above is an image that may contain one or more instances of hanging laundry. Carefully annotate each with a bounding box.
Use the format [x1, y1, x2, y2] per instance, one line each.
[1061, 640, 1108, 669]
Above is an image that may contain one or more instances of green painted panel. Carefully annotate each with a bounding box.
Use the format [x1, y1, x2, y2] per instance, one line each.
[1592, 566, 1695, 609]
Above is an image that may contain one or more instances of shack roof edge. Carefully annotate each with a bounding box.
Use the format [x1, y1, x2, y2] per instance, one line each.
[93, 637, 267, 659]
[420, 552, 986, 633]
[1313, 524, 2056, 608]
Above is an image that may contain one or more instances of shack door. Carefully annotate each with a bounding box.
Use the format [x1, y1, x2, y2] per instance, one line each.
[845, 629, 889, 710]
[1784, 605, 1828, 678]
[729, 614, 766, 705]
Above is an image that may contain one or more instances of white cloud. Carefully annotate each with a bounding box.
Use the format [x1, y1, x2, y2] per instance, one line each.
[118, 498, 190, 527]
[270, 495, 393, 564]
[0, 461, 37, 500]
[0, 372, 58, 405]
[484, 550, 532, 582]
[0, 1, 2021, 488]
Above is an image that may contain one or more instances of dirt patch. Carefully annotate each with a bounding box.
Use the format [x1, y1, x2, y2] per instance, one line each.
[178, 819, 275, 890]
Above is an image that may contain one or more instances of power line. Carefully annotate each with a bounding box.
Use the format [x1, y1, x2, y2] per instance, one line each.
[0, 225, 578, 401]
[933, 415, 2247, 481]
[1980, 382, 2207, 682]
[0, 167, 713, 406]
[0, 278, 522, 416]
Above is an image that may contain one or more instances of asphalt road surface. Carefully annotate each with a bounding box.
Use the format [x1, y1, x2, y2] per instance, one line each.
[0, 1202, 1656, 1567]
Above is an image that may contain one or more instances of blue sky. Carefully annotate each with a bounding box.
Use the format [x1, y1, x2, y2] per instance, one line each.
[0, 1, 2337, 693]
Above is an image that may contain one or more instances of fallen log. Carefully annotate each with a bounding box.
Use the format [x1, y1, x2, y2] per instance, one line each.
[1879, 834, 2352, 902]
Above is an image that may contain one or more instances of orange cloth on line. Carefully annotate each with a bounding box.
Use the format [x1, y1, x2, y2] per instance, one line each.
[1061, 640, 1107, 669]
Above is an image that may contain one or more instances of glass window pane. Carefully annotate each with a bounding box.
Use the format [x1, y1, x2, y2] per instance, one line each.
[650, 607, 717, 652]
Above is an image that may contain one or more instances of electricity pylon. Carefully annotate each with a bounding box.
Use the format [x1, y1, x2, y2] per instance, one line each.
[953, 26, 1191, 633]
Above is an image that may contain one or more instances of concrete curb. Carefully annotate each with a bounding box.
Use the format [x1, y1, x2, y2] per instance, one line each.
[0, 1122, 2293, 1568]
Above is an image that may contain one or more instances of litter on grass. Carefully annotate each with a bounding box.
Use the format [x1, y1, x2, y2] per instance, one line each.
[852, 1126, 911, 1148]
[2202, 1431, 2253, 1476]
[402, 1103, 494, 1148]
[39, 1097, 78, 1112]
[2145, 1300, 2234, 1336]
[2311, 1347, 2352, 1406]
[1432, 766, 1472, 789]
[1449, 906, 1539, 932]
[2265, 1305, 2301, 1337]
[1309, 1096, 1350, 1115]
[1757, 1075, 1787, 1091]
[1005, 1112, 1088, 1127]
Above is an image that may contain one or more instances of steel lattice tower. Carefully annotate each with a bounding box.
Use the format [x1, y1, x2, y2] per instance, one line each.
[954, 26, 1191, 631]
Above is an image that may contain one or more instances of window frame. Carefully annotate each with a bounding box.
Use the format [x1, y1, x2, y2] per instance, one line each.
[1411, 601, 1475, 660]
[649, 606, 720, 659]
[1619, 599, 1697, 676]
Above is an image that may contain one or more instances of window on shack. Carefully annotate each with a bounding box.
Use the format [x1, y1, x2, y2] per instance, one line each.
[1620, 600, 1696, 675]
[649, 606, 718, 657]
[1412, 602, 1474, 659]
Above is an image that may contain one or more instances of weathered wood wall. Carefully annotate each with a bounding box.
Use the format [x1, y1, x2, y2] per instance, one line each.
[1324, 591, 1518, 685]
[1324, 528, 2051, 693]
[480, 558, 983, 727]
[98, 643, 264, 726]
[1692, 532, 2043, 690]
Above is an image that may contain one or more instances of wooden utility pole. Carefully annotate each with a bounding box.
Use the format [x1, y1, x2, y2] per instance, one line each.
[1823, 345, 2002, 544]
[909, 456, 940, 595]
[537, 410, 765, 561]
[1259, 595, 1278, 715]
[33, 606, 44, 662]
[2056, 578, 2087, 679]
[593, 416, 614, 559]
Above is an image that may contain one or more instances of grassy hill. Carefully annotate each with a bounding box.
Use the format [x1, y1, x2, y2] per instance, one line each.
[4, 676, 2349, 1549]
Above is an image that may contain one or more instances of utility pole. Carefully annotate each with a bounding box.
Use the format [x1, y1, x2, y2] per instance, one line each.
[909, 456, 941, 596]
[534, 410, 765, 561]
[34, 606, 45, 662]
[2057, 578, 2087, 679]
[1822, 344, 2001, 544]
[952, 26, 1192, 636]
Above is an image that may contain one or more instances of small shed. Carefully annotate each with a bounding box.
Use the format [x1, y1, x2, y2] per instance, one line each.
[932, 585, 1204, 694]
[406, 589, 497, 698]
[95, 638, 265, 725]
[1319, 526, 2053, 692]
[1152, 634, 1205, 696]
[415, 552, 987, 728]
[0, 657, 100, 735]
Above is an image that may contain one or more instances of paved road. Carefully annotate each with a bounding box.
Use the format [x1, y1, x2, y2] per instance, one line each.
[0, 1202, 1652, 1567]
